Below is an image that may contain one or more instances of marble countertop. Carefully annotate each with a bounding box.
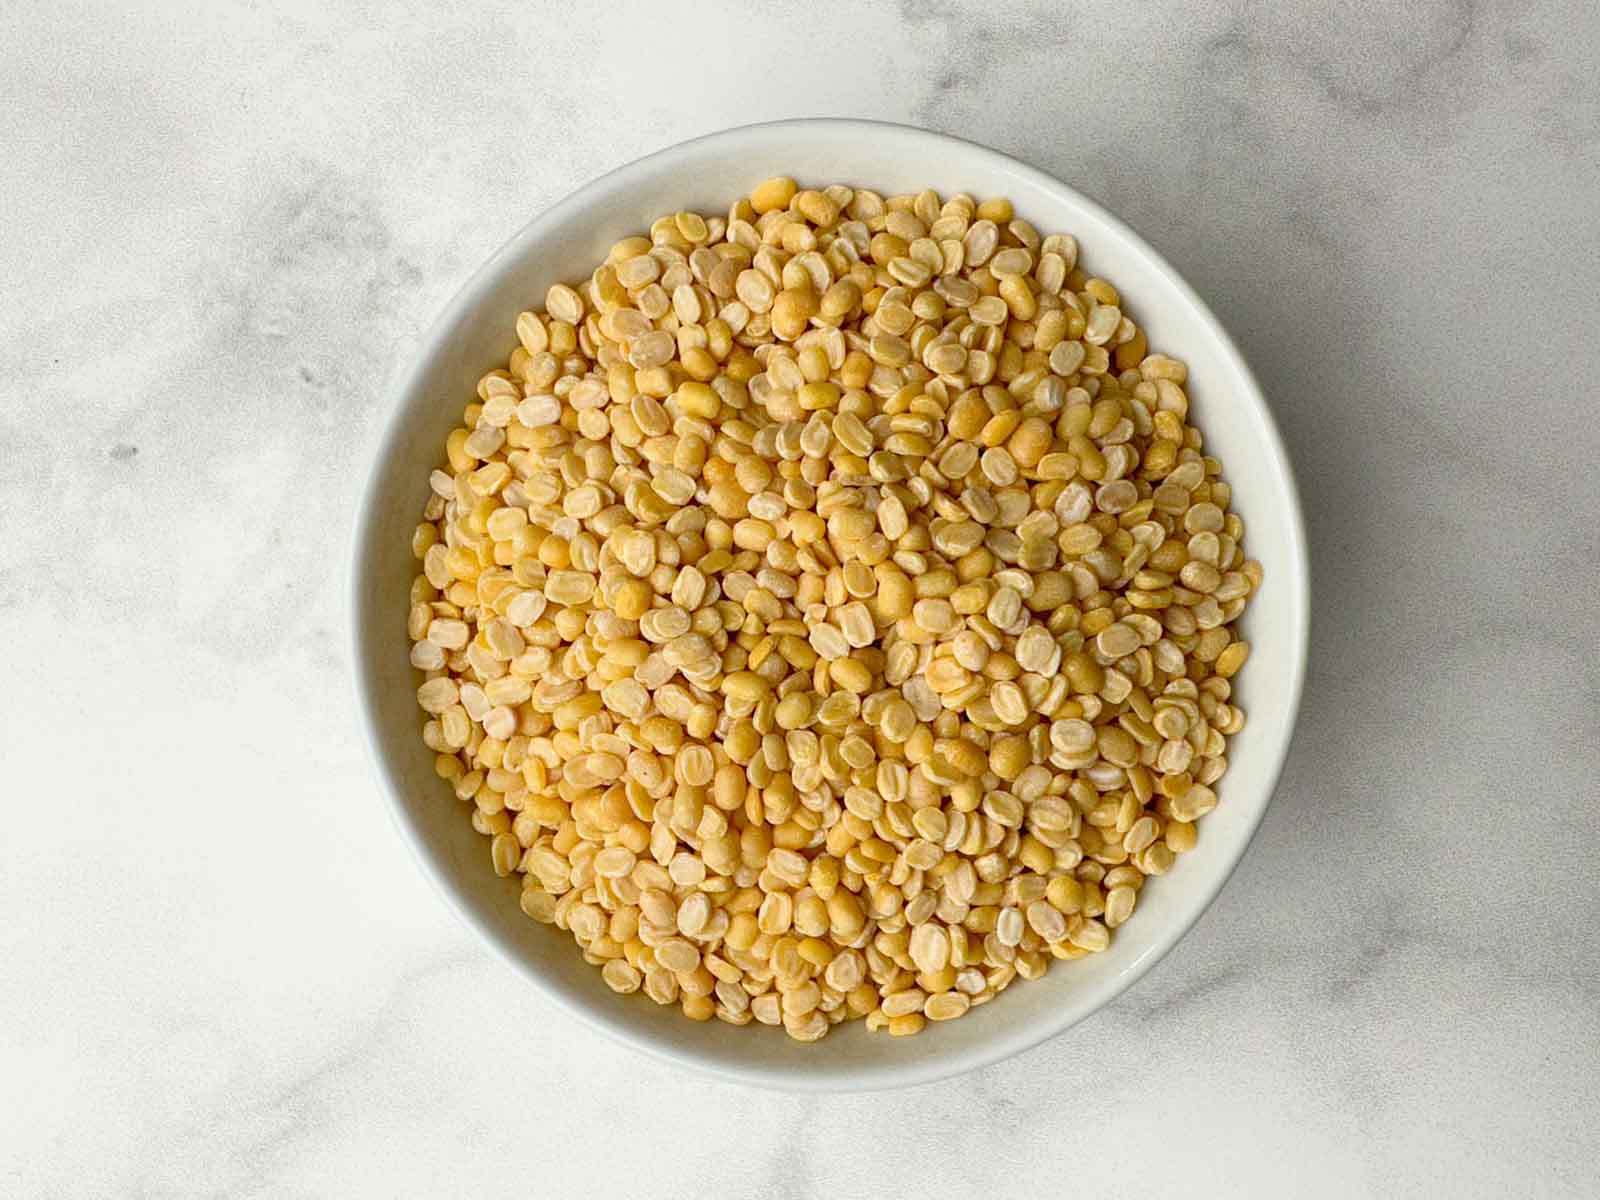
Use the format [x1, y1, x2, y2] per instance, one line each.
[4, 1, 1598, 1195]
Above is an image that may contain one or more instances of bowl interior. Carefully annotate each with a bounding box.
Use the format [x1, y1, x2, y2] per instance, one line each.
[352, 120, 1308, 1089]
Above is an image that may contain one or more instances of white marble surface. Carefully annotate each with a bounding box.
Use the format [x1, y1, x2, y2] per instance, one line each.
[4, 0, 1599, 1195]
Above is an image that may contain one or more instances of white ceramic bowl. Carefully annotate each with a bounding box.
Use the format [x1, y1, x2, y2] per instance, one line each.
[351, 119, 1309, 1090]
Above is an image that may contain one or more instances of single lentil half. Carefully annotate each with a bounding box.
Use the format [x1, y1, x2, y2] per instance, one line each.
[408, 178, 1260, 1041]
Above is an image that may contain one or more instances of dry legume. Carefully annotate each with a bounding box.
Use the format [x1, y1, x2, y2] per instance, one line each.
[408, 177, 1260, 1041]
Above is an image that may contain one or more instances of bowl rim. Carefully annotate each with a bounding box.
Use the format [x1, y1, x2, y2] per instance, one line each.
[350, 117, 1310, 1091]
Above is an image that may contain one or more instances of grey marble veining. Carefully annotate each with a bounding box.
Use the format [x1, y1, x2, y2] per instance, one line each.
[3, 1, 1598, 1196]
